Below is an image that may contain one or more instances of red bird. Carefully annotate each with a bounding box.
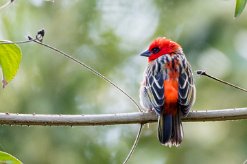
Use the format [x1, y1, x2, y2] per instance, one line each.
[139, 37, 195, 146]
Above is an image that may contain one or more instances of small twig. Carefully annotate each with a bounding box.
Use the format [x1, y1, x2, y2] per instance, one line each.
[123, 124, 143, 164]
[197, 70, 247, 93]
[28, 30, 143, 113]
[0, 39, 33, 45]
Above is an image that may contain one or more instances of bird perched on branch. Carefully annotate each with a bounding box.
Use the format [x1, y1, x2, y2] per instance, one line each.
[139, 37, 195, 147]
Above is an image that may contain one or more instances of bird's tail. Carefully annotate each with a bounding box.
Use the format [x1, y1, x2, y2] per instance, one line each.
[158, 113, 183, 147]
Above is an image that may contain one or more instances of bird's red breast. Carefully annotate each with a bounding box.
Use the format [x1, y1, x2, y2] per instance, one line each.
[163, 61, 179, 115]
[164, 80, 178, 115]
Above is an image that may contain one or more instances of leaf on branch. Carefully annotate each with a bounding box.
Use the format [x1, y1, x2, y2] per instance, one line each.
[0, 151, 23, 164]
[235, 0, 247, 17]
[0, 41, 22, 88]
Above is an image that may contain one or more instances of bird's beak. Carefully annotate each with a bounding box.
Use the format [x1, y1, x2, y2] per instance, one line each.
[140, 50, 151, 57]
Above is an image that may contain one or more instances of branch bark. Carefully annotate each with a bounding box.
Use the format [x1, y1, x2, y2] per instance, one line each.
[0, 108, 247, 126]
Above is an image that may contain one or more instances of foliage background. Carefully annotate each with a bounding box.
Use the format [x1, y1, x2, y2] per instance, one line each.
[1, 0, 247, 163]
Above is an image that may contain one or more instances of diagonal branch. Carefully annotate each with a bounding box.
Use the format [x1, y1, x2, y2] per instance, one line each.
[0, 107, 247, 126]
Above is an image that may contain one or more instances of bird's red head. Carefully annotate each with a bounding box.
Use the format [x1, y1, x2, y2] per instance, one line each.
[140, 37, 182, 62]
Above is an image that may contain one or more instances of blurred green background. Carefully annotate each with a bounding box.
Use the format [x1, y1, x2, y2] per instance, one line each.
[0, 0, 247, 163]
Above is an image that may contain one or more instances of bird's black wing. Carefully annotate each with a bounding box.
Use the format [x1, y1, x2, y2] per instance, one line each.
[178, 59, 195, 116]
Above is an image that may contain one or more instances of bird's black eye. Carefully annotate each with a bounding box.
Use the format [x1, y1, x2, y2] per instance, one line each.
[151, 47, 160, 54]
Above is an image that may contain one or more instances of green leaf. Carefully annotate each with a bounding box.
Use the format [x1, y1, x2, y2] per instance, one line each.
[0, 41, 22, 88]
[0, 151, 23, 164]
[235, 0, 247, 17]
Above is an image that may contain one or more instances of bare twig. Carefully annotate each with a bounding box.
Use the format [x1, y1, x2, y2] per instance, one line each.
[28, 30, 143, 113]
[123, 124, 143, 164]
[197, 70, 247, 93]
[0, 108, 247, 126]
